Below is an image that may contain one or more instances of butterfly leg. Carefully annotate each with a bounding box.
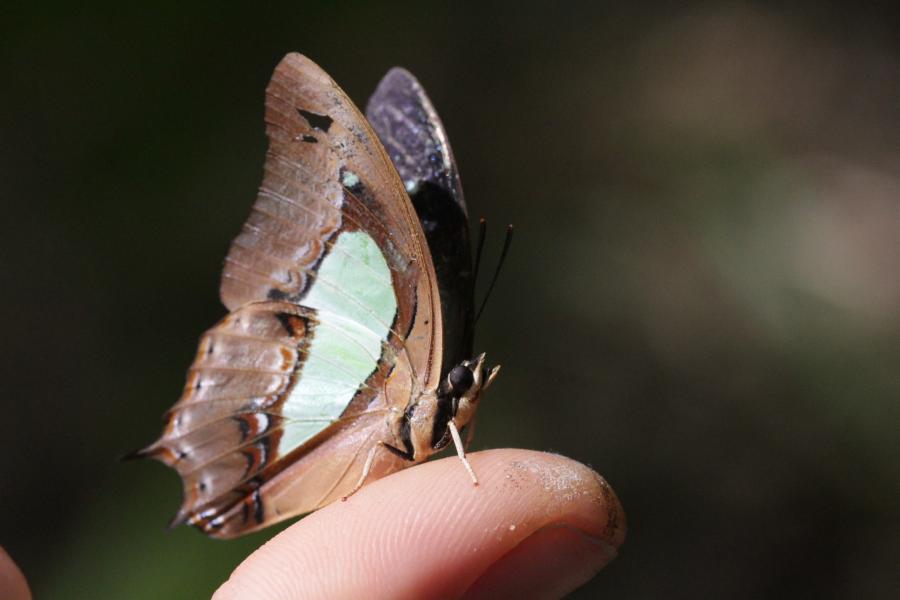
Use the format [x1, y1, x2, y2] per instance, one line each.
[382, 408, 415, 460]
[448, 421, 479, 485]
[341, 444, 380, 502]
[462, 418, 477, 452]
[381, 442, 414, 461]
[341, 438, 417, 502]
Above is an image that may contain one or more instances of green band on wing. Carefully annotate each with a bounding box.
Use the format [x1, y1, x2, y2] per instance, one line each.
[279, 230, 397, 452]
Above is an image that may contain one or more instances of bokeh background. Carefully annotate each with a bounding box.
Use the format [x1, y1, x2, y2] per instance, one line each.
[3, 2, 899, 598]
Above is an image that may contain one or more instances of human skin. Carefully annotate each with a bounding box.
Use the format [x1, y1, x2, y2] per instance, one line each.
[0, 449, 625, 599]
[214, 449, 626, 599]
[0, 546, 30, 600]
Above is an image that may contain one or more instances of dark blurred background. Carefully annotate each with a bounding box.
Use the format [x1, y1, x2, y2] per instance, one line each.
[2, 2, 899, 598]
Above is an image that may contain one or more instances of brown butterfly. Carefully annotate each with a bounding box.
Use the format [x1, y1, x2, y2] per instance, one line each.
[132, 54, 501, 538]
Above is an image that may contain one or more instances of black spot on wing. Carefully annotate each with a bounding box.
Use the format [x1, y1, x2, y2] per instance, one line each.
[297, 108, 333, 132]
[268, 288, 303, 304]
[252, 489, 264, 524]
[236, 416, 251, 441]
[301, 134, 318, 143]
[241, 497, 250, 524]
[275, 311, 298, 335]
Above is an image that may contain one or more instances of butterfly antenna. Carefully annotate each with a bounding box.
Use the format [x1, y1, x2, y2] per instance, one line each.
[472, 217, 488, 286]
[475, 224, 514, 324]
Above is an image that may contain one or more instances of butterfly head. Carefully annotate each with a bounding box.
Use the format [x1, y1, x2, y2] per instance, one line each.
[446, 353, 500, 422]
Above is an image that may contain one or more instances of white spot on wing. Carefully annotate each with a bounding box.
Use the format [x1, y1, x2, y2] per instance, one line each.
[252, 413, 269, 432]
[341, 170, 360, 188]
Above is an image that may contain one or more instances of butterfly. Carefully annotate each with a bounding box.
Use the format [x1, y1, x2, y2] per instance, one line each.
[133, 53, 502, 538]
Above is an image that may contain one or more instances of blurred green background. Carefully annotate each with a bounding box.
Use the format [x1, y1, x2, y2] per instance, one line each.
[2, 2, 899, 598]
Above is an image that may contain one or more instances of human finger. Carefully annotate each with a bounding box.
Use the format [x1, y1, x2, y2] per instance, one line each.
[214, 448, 625, 599]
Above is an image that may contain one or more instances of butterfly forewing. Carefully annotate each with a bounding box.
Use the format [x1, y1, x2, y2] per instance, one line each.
[367, 68, 475, 371]
[366, 68, 466, 214]
[146, 54, 444, 538]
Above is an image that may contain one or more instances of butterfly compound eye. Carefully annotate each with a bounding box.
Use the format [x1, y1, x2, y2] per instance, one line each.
[448, 365, 474, 394]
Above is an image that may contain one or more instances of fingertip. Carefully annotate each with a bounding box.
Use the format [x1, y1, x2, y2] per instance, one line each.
[457, 450, 626, 597]
[481, 449, 627, 549]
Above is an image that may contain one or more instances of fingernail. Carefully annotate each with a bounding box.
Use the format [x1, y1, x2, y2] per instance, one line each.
[463, 524, 619, 599]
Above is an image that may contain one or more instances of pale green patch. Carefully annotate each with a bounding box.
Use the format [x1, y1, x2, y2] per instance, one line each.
[341, 170, 360, 189]
[279, 231, 397, 452]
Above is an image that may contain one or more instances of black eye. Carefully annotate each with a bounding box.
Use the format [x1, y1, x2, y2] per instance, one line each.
[448, 365, 474, 394]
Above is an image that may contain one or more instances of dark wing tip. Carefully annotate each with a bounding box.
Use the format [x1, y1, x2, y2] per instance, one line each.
[119, 446, 151, 462]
